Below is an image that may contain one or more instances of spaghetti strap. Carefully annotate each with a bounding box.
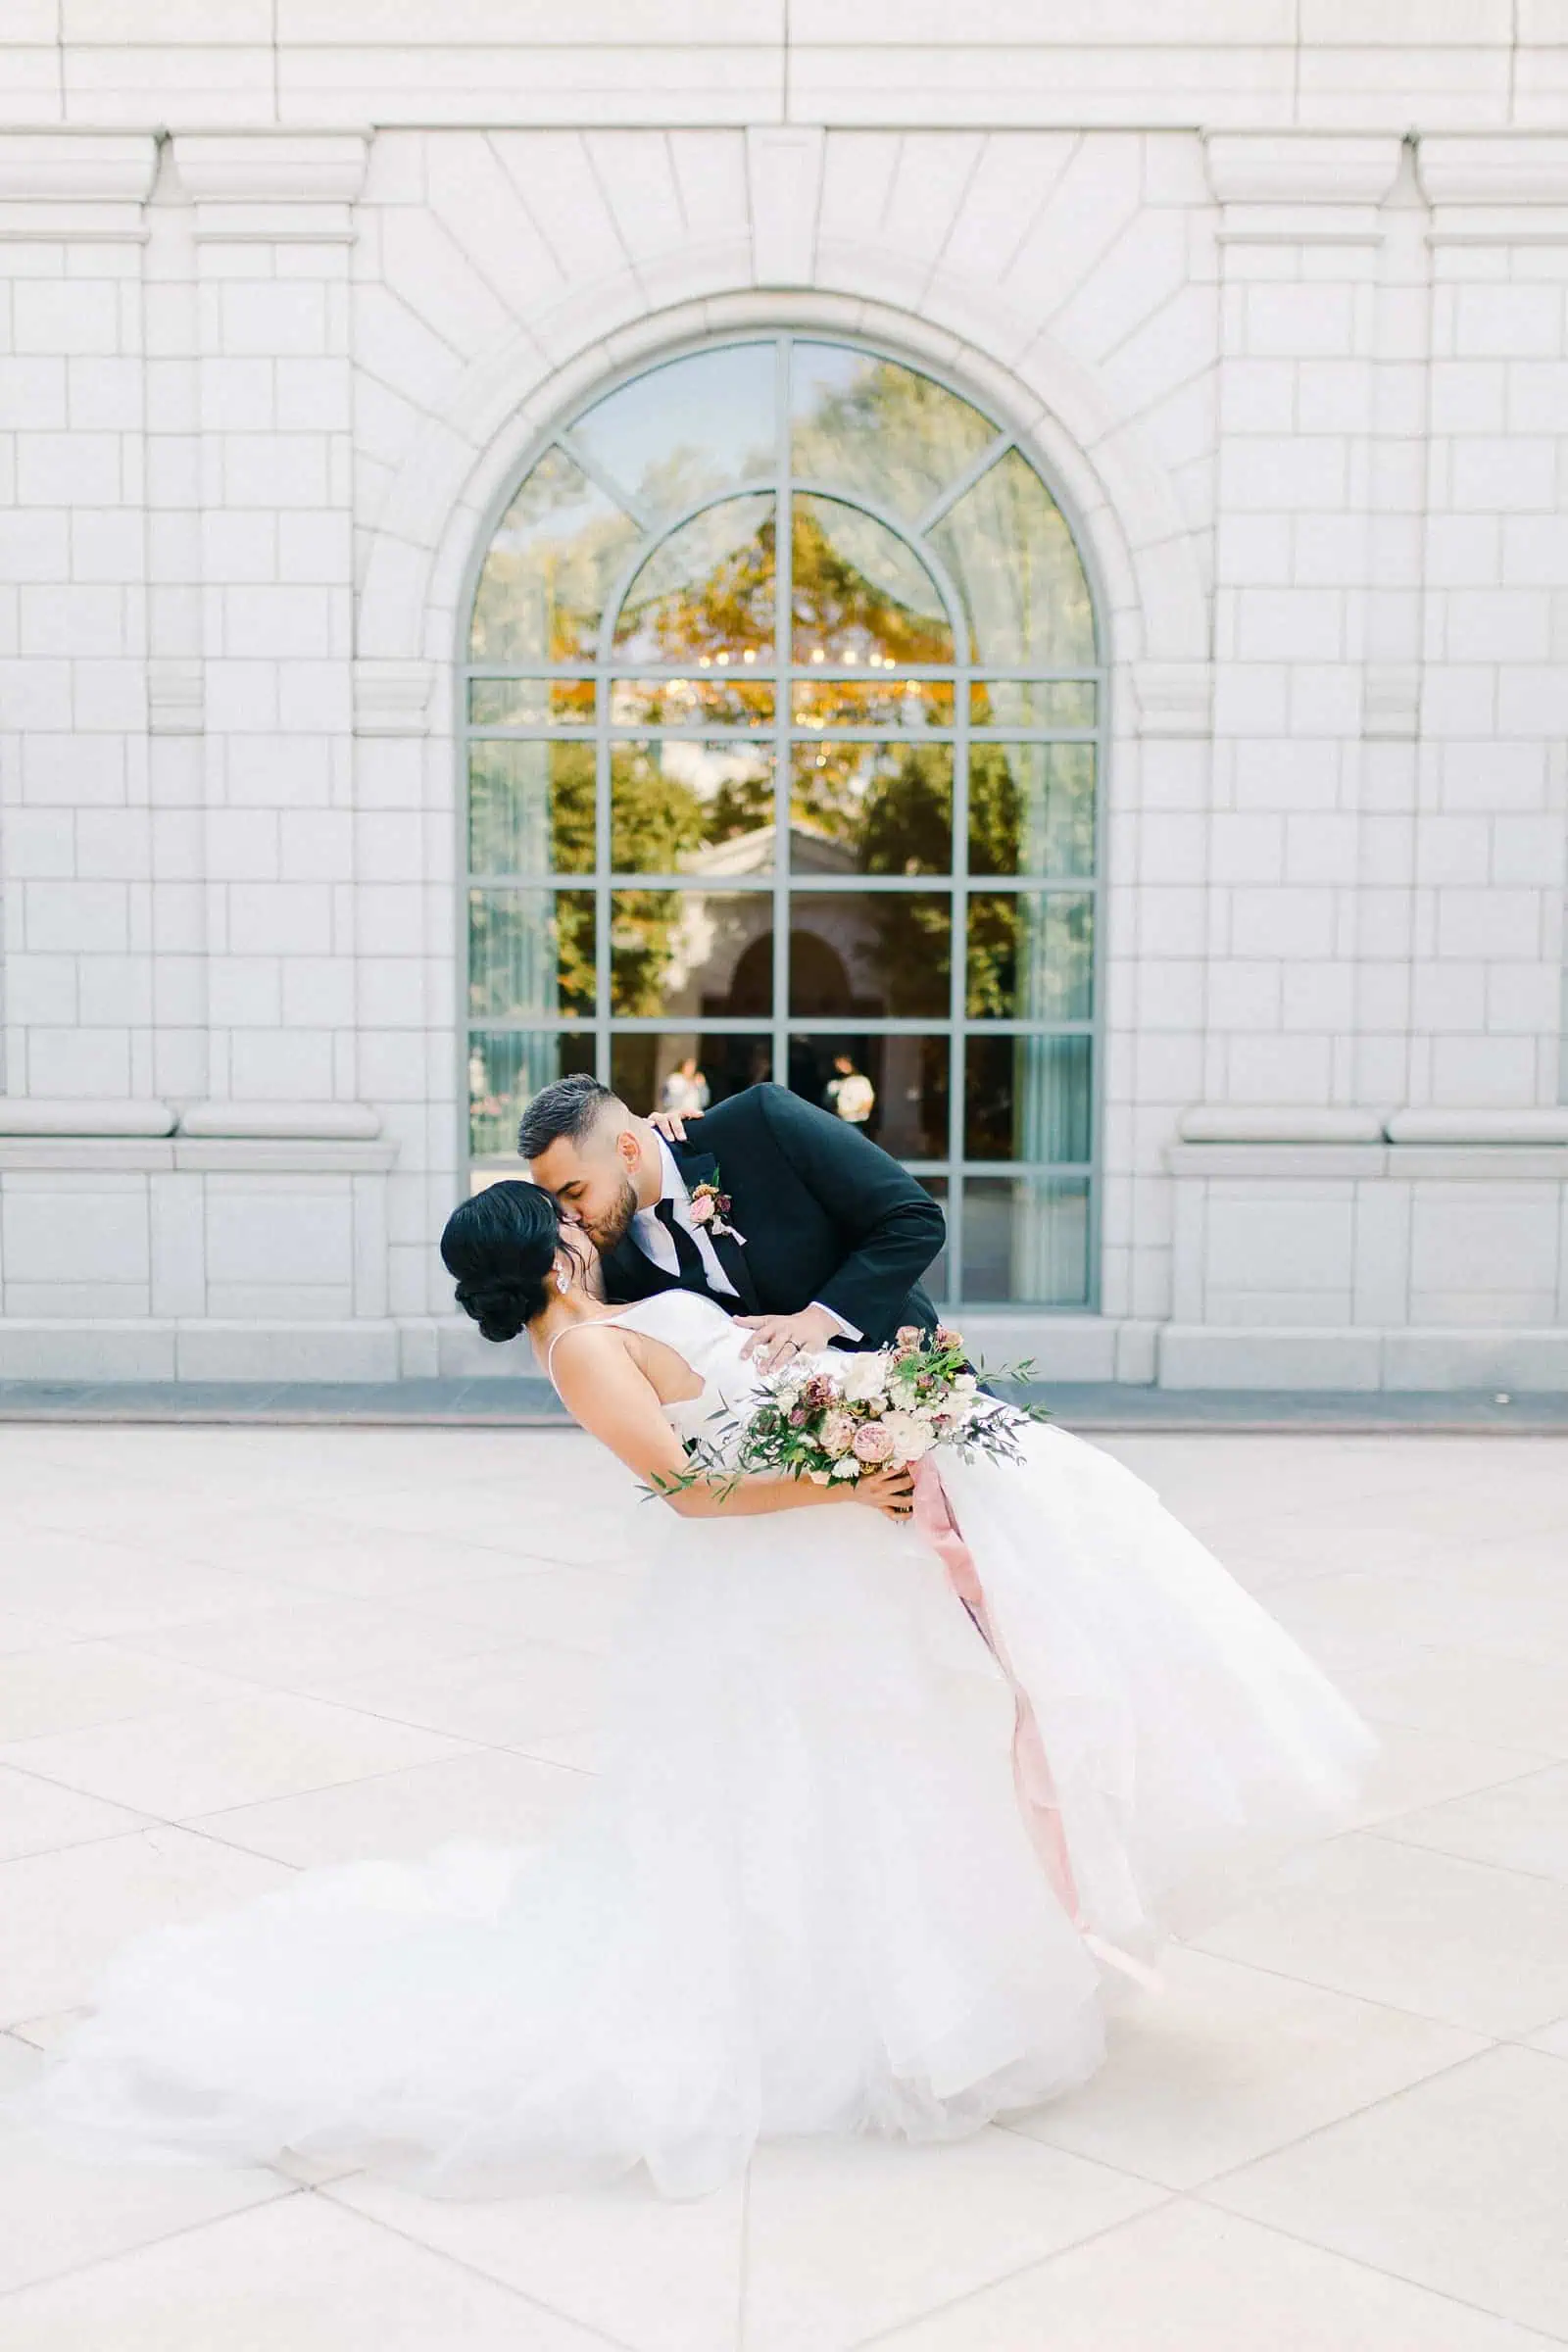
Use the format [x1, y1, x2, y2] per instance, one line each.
[545, 1312, 632, 1391]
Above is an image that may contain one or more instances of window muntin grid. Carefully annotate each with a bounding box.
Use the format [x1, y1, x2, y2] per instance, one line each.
[463, 335, 1103, 1311]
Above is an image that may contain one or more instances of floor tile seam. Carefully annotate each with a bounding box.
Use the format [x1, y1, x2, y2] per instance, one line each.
[0, 1692, 495, 1787]
[1351, 1748, 1566, 1828]
[316, 2182, 641, 2351]
[1173, 1927, 1507, 2036]
[1352, 1820, 1568, 1900]
[1191, 2035, 1533, 2200]
[99, 1623, 541, 1707]
[1353, 1718, 1556, 1773]
[1183, 2187, 1568, 2347]
[1364, 1815, 1568, 1889]
[0, 2176, 305, 2308]
[0, 1651, 296, 1735]
[0, 1720, 505, 1848]
[1001, 2002, 1511, 2198]
[180, 1742, 589, 1846]
[840, 2185, 1181, 2352]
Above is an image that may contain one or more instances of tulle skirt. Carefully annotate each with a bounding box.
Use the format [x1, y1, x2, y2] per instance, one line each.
[16, 1422, 1373, 2199]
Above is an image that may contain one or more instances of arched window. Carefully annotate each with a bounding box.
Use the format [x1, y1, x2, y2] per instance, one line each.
[463, 336, 1102, 1309]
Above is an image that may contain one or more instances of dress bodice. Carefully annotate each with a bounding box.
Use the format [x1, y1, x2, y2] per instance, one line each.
[549, 1291, 769, 1452]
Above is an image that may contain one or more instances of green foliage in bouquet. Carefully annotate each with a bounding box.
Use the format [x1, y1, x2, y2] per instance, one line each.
[647, 1325, 1051, 1506]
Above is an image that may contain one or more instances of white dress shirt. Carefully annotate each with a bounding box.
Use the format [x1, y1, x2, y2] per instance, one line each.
[629, 1138, 860, 1338]
[631, 1138, 738, 1299]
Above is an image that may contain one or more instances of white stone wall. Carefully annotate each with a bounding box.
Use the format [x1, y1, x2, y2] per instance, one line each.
[1, 7, 1566, 1386]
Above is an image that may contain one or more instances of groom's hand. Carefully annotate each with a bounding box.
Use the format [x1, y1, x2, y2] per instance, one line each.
[648, 1107, 705, 1143]
[738, 1305, 839, 1374]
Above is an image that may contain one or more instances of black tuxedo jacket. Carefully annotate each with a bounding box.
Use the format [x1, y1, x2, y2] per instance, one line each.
[602, 1084, 944, 1350]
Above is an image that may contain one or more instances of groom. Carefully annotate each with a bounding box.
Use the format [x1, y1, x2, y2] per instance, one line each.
[519, 1074, 945, 1375]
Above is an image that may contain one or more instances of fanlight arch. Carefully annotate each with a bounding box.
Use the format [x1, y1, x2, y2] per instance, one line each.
[463, 334, 1102, 1310]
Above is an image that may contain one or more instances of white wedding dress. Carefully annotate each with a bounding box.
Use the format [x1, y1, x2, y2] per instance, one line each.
[22, 1293, 1373, 2199]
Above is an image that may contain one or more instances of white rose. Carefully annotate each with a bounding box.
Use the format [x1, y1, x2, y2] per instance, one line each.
[840, 1353, 889, 1404]
[880, 1409, 935, 1464]
[953, 1373, 978, 1396]
[831, 1456, 860, 1479]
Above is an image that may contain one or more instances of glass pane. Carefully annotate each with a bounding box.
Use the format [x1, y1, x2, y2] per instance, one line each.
[468, 888, 595, 1018]
[790, 344, 997, 525]
[468, 740, 594, 876]
[570, 345, 775, 525]
[611, 676, 774, 728]
[469, 448, 641, 664]
[612, 741, 775, 876]
[790, 742, 953, 876]
[791, 677, 953, 730]
[961, 1176, 1090, 1306]
[968, 741, 1096, 879]
[611, 889, 776, 1019]
[965, 1036, 1093, 1162]
[966, 893, 1094, 1022]
[468, 1029, 594, 1164]
[932, 450, 1094, 668]
[612, 494, 775, 663]
[792, 496, 954, 665]
[789, 1035, 949, 1158]
[787, 893, 951, 1018]
[468, 678, 594, 727]
[612, 1031, 773, 1111]
[971, 680, 1095, 729]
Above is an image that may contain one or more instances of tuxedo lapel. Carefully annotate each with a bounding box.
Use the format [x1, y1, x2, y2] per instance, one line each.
[708, 1222, 760, 1313]
[603, 1231, 679, 1303]
[669, 1141, 760, 1312]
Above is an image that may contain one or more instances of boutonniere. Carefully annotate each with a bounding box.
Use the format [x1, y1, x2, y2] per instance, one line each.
[688, 1172, 745, 1244]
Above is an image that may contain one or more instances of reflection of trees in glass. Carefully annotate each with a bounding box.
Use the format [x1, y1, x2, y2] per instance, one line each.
[468, 740, 594, 875]
[791, 347, 997, 524]
[614, 500, 775, 662]
[791, 501, 952, 665]
[932, 449, 1094, 669]
[965, 895, 1094, 1022]
[469, 450, 640, 663]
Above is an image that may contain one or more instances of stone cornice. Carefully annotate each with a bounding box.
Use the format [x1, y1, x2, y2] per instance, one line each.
[1418, 134, 1568, 211]
[1132, 661, 1212, 739]
[353, 658, 434, 737]
[170, 130, 369, 242]
[1204, 132, 1403, 242]
[0, 129, 158, 241]
[1418, 133, 1568, 241]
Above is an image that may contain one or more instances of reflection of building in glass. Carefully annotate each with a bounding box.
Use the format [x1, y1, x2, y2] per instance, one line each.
[464, 336, 1100, 1308]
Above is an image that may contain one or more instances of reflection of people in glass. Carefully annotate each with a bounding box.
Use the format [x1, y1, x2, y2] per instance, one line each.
[660, 1054, 710, 1118]
[824, 1053, 874, 1127]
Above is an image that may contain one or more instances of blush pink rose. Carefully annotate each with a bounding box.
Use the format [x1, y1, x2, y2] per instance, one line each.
[819, 1411, 857, 1457]
[852, 1422, 894, 1466]
[687, 1194, 714, 1226]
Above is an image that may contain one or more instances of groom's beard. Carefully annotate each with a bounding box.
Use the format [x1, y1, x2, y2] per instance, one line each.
[581, 1174, 639, 1257]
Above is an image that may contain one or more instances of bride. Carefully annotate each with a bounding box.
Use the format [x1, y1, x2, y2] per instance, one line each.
[22, 1182, 1373, 2200]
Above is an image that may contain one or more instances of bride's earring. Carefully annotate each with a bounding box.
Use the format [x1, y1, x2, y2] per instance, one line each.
[556, 1269, 570, 1295]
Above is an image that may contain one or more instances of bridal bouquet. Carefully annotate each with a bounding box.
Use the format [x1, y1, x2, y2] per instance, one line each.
[670, 1325, 1048, 1499]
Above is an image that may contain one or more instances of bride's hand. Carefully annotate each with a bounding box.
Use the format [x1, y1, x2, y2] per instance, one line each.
[848, 1465, 916, 1522]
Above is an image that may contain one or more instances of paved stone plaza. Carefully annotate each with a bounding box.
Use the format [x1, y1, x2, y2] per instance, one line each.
[0, 1424, 1563, 2347]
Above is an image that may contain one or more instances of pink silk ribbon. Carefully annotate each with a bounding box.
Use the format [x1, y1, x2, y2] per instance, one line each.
[912, 1455, 1161, 1992]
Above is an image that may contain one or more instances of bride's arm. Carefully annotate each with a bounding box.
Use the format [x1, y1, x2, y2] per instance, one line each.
[553, 1335, 910, 1521]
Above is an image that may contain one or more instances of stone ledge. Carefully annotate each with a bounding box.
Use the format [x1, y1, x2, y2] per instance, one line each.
[0, 1138, 395, 1175]
[0, 1099, 176, 1138]
[177, 1102, 382, 1142]
[1387, 1108, 1568, 1146]
[1178, 1105, 1389, 1145]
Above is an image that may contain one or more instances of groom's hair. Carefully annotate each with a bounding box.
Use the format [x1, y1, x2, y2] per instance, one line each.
[517, 1072, 626, 1160]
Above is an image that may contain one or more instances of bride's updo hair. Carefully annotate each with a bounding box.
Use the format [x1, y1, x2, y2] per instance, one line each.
[439, 1180, 564, 1345]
